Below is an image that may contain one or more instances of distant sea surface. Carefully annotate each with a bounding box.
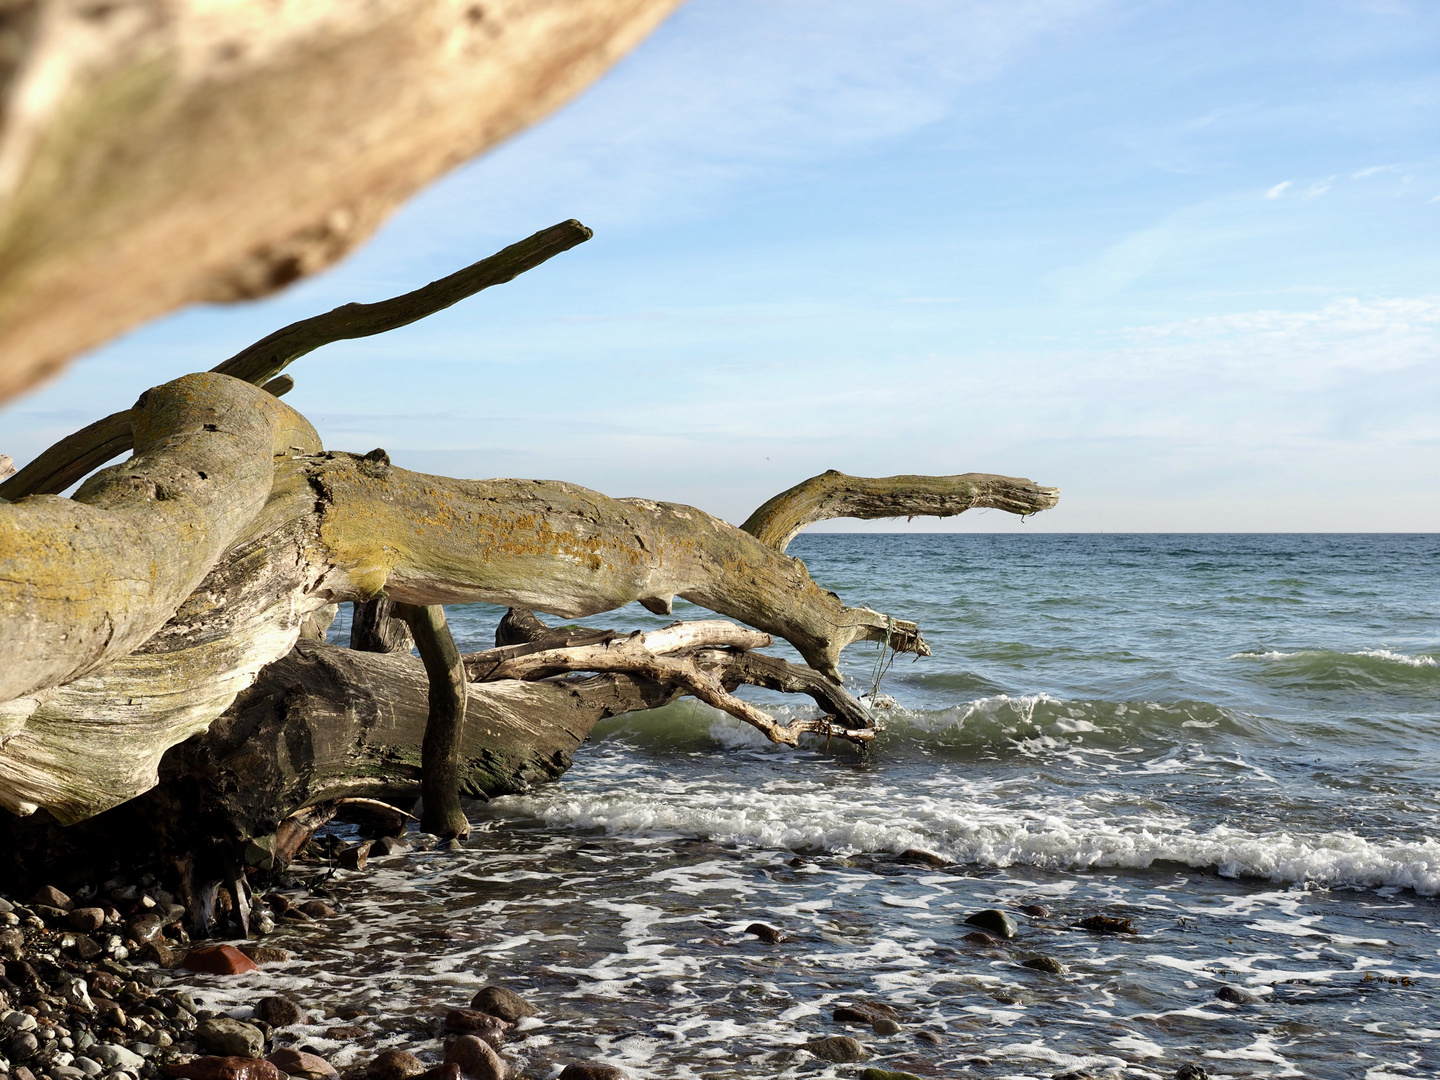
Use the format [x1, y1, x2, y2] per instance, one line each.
[214, 535, 1439, 1079]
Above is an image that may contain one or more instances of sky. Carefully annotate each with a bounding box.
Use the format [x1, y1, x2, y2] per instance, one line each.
[3, 0, 1438, 532]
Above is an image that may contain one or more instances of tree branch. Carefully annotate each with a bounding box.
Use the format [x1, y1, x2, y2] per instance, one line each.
[463, 622, 875, 747]
[741, 469, 1062, 552]
[0, 221, 591, 501]
[394, 603, 470, 840]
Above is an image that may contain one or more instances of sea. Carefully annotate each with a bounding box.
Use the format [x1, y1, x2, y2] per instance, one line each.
[182, 534, 1439, 1080]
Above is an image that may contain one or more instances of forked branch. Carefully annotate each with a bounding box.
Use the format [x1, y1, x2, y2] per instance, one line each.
[463, 620, 876, 747]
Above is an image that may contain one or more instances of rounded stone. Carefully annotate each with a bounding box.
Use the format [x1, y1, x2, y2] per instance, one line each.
[252, 999, 305, 1029]
[266, 1049, 336, 1080]
[804, 1035, 868, 1063]
[1021, 956, 1067, 974]
[963, 909, 1018, 939]
[442, 1010, 507, 1048]
[194, 1018, 264, 1059]
[365, 1050, 423, 1080]
[67, 909, 106, 934]
[441, 1036, 505, 1080]
[467, 987, 536, 1024]
[1214, 985, 1259, 1005]
[557, 1066, 625, 1080]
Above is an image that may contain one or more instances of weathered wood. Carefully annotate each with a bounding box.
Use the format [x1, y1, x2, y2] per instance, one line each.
[350, 598, 415, 654]
[0, 222, 591, 501]
[0, 1, 680, 404]
[393, 603, 470, 840]
[0, 373, 319, 709]
[466, 625, 873, 746]
[187, 642, 680, 840]
[481, 609, 873, 733]
[741, 469, 1062, 552]
[215, 220, 593, 386]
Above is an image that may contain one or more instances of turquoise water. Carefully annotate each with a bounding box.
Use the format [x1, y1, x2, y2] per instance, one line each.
[255, 534, 1440, 1078]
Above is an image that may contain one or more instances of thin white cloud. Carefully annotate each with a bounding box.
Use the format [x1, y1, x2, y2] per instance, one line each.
[1265, 181, 1292, 198]
[1351, 164, 1396, 179]
[400, 0, 1114, 233]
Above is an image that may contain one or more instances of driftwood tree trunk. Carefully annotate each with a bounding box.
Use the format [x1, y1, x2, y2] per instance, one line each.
[0, 225, 1059, 915]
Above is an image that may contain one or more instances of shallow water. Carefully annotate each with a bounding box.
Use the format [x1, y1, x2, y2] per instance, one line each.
[180, 534, 1440, 1078]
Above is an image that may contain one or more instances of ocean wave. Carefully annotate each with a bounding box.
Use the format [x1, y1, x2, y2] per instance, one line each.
[591, 693, 1248, 757]
[1227, 646, 1439, 698]
[1231, 648, 1437, 668]
[491, 783, 1440, 895]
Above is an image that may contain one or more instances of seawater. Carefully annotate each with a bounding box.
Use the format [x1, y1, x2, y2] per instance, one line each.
[183, 535, 1439, 1079]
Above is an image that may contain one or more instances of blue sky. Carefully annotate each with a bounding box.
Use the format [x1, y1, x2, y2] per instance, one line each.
[5, 0, 1438, 530]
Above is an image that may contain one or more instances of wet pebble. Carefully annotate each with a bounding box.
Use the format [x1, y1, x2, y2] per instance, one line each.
[894, 849, 949, 868]
[162, 1057, 283, 1080]
[366, 1050, 424, 1080]
[183, 947, 258, 977]
[442, 1035, 505, 1080]
[266, 1049, 337, 1080]
[237, 947, 290, 966]
[370, 837, 409, 857]
[321, 1026, 365, 1042]
[962, 931, 999, 947]
[32, 887, 72, 912]
[252, 997, 305, 1028]
[915, 1031, 942, 1045]
[442, 1009, 508, 1048]
[467, 987, 535, 1024]
[66, 910, 105, 934]
[557, 1065, 625, 1080]
[1074, 914, 1137, 935]
[1174, 1066, 1210, 1080]
[964, 909, 1018, 939]
[804, 1035, 868, 1063]
[871, 1018, 901, 1036]
[1215, 985, 1260, 1004]
[1020, 904, 1050, 918]
[743, 923, 785, 944]
[860, 1070, 922, 1080]
[296, 902, 335, 920]
[1022, 955, 1068, 974]
[194, 1018, 264, 1058]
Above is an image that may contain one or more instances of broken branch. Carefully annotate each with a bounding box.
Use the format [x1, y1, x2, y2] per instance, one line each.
[742, 469, 1062, 552]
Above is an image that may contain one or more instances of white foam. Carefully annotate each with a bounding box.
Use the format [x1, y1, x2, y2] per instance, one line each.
[1230, 648, 1437, 667]
[493, 781, 1440, 895]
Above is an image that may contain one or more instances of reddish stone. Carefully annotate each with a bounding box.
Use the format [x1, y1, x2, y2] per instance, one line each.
[417, 1065, 462, 1080]
[323, 1025, 367, 1040]
[163, 1056, 284, 1080]
[442, 1036, 506, 1080]
[267, 1049, 338, 1079]
[67, 907, 106, 932]
[183, 944, 260, 975]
